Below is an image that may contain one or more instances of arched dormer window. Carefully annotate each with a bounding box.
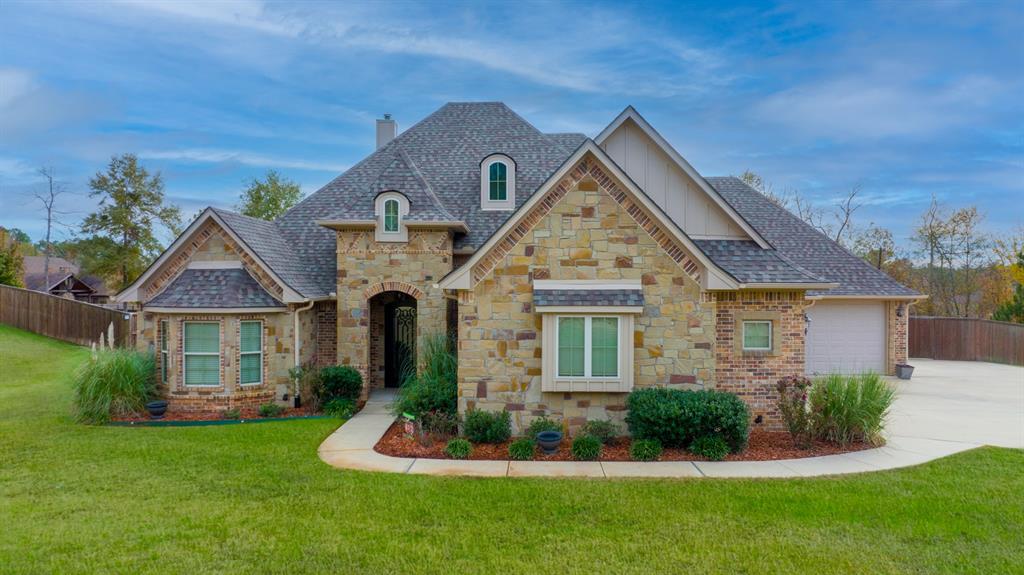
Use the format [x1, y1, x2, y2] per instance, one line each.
[480, 153, 515, 210]
[374, 191, 409, 242]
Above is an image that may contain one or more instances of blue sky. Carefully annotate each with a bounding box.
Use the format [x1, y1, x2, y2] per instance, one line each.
[1, 0, 1021, 250]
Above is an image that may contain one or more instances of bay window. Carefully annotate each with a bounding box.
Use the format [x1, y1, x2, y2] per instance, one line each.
[183, 321, 220, 386]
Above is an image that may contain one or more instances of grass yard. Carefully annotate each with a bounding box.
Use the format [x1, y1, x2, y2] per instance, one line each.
[1, 324, 1022, 574]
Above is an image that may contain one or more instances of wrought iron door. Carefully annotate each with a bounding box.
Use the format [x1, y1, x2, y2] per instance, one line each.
[386, 305, 416, 388]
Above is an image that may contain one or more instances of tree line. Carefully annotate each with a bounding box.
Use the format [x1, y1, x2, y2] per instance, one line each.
[0, 153, 303, 293]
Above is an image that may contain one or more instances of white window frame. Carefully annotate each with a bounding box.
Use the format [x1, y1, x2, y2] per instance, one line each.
[382, 198, 400, 234]
[183, 321, 220, 387]
[480, 153, 515, 211]
[742, 320, 773, 351]
[374, 191, 409, 242]
[159, 319, 169, 384]
[239, 320, 263, 386]
[541, 313, 634, 392]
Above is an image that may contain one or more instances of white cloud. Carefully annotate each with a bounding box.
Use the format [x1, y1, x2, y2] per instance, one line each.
[138, 148, 348, 172]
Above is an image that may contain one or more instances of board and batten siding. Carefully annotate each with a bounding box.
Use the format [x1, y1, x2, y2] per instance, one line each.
[601, 119, 747, 239]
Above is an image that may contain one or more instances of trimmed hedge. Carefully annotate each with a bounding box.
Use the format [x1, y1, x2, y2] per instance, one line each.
[463, 409, 512, 444]
[625, 388, 750, 452]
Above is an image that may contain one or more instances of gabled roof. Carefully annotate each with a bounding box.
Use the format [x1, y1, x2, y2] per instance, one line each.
[706, 177, 921, 298]
[147, 268, 285, 310]
[693, 239, 829, 286]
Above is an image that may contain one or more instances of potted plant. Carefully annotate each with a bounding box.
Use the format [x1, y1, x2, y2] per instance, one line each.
[895, 364, 914, 380]
[145, 400, 168, 420]
[535, 430, 563, 455]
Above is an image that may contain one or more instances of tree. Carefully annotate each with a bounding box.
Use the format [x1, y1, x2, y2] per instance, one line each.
[992, 250, 1024, 323]
[912, 198, 991, 317]
[236, 170, 302, 220]
[81, 154, 182, 290]
[737, 170, 862, 247]
[8, 228, 31, 244]
[35, 167, 71, 290]
[853, 225, 896, 270]
[0, 228, 25, 287]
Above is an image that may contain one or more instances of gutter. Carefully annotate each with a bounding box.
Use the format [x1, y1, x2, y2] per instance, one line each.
[292, 299, 317, 405]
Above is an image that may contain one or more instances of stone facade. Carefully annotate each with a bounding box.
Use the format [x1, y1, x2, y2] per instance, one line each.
[457, 158, 716, 433]
[334, 229, 453, 397]
[714, 290, 809, 428]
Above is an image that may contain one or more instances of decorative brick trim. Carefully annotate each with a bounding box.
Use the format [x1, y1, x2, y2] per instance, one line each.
[469, 156, 703, 287]
[363, 281, 424, 300]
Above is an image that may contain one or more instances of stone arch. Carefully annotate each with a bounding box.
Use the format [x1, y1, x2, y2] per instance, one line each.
[363, 280, 424, 301]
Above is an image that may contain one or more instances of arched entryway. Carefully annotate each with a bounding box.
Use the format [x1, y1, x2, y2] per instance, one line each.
[368, 291, 417, 389]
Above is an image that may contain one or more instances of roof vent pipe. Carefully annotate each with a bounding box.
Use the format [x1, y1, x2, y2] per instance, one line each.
[376, 113, 397, 149]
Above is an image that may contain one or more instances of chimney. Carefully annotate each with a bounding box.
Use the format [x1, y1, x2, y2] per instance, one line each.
[376, 113, 397, 149]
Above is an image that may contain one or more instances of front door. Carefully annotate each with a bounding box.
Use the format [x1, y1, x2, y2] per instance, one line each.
[385, 304, 416, 388]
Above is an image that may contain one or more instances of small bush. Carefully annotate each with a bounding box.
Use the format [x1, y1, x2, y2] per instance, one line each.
[319, 366, 362, 401]
[508, 438, 535, 460]
[625, 388, 750, 452]
[73, 348, 157, 424]
[525, 416, 561, 439]
[463, 409, 512, 444]
[323, 398, 356, 419]
[290, 364, 323, 412]
[444, 438, 472, 459]
[571, 435, 602, 461]
[776, 375, 813, 448]
[420, 410, 459, 441]
[579, 419, 620, 444]
[629, 438, 663, 461]
[690, 435, 729, 461]
[392, 334, 458, 418]
[810, 372, 895, 446]
[258, 402, 284, 418]
[223, 408, 241, 420]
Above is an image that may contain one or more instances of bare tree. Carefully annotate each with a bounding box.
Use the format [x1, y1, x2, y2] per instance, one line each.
[34, 167, 71, 290]
[738, 171, 863, 247]
[830, 184, 863, 246]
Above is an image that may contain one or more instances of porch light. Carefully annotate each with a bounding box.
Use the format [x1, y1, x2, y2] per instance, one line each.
[896, 303, 906, 317]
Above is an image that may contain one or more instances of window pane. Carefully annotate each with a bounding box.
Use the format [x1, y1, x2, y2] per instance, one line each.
[591, 317, 618, 377]
[743, 321, 771, 349]
[557, 317, 584, 377]
[488, 162, 507, 201]
[184, 323, 218, 353]
[240, 353, 261, 384]
[240, 321, 261, 353]
[185, 354, 219, 385]
[160, 320, 168, 352]
[489, 180, 506, 201]
[384, 199, 399, 232]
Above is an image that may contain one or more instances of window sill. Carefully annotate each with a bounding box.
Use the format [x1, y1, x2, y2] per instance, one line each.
[542, 379, 632, 393]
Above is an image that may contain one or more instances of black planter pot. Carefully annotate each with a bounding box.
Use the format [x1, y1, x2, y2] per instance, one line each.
[536, 430, 563, 455]
[145, 400, 168, 420]
[895, 364, 915, 380]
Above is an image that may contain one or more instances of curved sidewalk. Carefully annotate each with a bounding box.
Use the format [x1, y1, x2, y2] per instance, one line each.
[318, 359, 1021, 479]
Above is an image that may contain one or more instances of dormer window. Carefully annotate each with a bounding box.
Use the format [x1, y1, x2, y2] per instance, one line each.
[480, 153, 515, 210]
[374, 191, 409, 242]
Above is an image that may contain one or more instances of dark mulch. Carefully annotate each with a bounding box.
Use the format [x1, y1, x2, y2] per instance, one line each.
[111, 404, 326, 423]
[374, 420, 877, 462]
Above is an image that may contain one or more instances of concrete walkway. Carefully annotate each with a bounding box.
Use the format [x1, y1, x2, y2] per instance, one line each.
[318, 359, 1023, 478]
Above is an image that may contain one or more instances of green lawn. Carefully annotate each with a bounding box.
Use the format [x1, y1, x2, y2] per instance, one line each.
[1, 324, 1022, 574]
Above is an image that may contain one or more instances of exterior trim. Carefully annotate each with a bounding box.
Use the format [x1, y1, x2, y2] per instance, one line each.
[186, 261, 243, 270]
[145, 306, 288, 314]
[535, 305, 643, 314]
[480, 153, 516, 211]
[541, 313, 634, 393]
[374, 191, 410, 243]
[533, 279, 641, 291]
[805, 294, 926, 301]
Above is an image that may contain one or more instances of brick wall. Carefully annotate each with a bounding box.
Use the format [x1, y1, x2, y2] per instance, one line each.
[887, 300, 909, 374]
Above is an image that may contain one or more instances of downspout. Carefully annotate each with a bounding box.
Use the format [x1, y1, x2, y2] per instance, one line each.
[293, 299, 316, 406]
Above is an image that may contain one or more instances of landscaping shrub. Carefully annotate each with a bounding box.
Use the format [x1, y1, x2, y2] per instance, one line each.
[579, 419, 620, 444]
[629, 438, 662, 462]
[319, 366, 362, 401]
[776, 375, 814, 448]
[525, 416, 561, 439]
[625, 388, 750, 452]
[690, 435, 729, 461]
[323, 398, 356, 419]
[420, 410, 459, 441]
[571, 435, 602, 461]
[463, 409, 512, 444]
[810, 372, 895, 446]
[508, 438, 535, 461]
[444, 438, 472, 459]
[392, 333, 457, 418]
[223, 408, 241, 420]
[290, 364, 323, 412]
[258, 403, 284, 418]
[72, 348, 157, 424]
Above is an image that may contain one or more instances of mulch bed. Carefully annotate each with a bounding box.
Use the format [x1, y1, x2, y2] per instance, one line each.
[111, 404, 321, 423]
[374, 420, 877, 462]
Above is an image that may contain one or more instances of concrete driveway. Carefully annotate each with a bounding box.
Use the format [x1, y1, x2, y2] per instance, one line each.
[889, 358, 1024, 449]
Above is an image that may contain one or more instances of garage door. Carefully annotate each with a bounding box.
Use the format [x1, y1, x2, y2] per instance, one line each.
[805, 301, 886, 375]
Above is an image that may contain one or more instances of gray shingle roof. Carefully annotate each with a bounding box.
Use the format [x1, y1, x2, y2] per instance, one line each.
[148, 268, 285, 308]
[693, 239, 827, 285]
[705, 177, 920, 297]
[534, 289, 644, 307]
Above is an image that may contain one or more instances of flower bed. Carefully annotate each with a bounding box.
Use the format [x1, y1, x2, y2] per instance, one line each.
[373, 420, 877, 462]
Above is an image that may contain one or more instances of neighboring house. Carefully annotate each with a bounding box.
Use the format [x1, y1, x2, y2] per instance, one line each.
[23, 256, 110, 304]
[117, 103, 920, 428]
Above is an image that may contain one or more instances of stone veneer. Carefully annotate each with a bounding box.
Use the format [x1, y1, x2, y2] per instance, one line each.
[457, 158, 716, 433]
[335, 229, 453, 398]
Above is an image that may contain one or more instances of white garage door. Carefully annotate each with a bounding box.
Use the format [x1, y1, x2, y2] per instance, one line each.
[805, 301, 886, 375]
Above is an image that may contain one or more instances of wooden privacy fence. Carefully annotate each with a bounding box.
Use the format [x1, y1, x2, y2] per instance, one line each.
[910, 316, 1024, 366]
[0, 284, 132, 347]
